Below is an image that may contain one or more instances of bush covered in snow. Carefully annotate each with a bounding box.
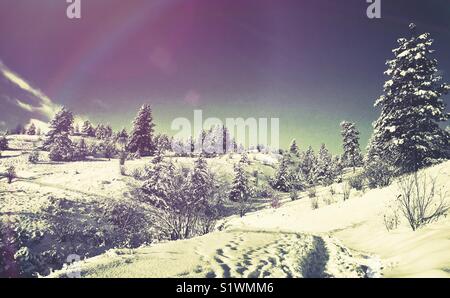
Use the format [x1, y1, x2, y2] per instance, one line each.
[28, 150, 40, 164]
[0, 196, 159, 277]
[139, 155, 226, 240]
[364, 157, 394, 189]
[48, 134, 73, 162]
[0, 136, 8, 150]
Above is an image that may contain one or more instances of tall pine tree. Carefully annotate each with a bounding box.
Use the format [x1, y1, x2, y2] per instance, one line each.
[369, 24, 449, 173]
[27, 123, 36, 135]
[189, 157, 214, 208]
[314, 144, 334, 185]
[340, 121, 362, 172]
[229, 162, 251, 207]
[271, 154, 292, 192]
[299, 146, 317, 185]
[127, 104, 156, 156]
[44, 107, 74, 148]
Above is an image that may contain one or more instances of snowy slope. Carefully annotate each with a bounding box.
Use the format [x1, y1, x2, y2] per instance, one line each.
[49, 161, 449, 278]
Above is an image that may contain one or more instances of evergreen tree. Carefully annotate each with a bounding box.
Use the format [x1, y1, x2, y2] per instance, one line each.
[142, 152, 176, 208]
[48, 133, 73, 161]
[330, 155, 343, 180]
[369, 24, 449, 173]
[127, 104, 156, 156]
[105, 125, 113, 139]
[340, 121, 362, 172]
[289, 139, 299, 155]
[299, 146, 317, 185]
[314, 144, 334, 185]
[0, 136, 8, 150]
[271, 154, 292, 192]
[240, 151, 250, 165]
[44, 107, 74, 149]
[229, 162, 251, 203]
[95, 124, 108, 140]
[27, 123, 36, 135]
[81, 120, 95, 137]
[155, 134, 171, 153]
[189, 157, 214, 207]
[73, 138, 88, 160]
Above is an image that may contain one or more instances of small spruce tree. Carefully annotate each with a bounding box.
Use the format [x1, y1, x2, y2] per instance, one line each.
[127, 104, 156, 156]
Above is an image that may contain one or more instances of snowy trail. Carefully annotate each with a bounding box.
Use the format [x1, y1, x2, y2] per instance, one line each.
[50, 230, 377, 278]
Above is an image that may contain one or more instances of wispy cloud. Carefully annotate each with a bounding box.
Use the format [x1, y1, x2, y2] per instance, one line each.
[0, 61, 61, 119]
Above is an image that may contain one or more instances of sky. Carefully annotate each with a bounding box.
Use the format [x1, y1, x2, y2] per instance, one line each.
[0, 0, 449, 153]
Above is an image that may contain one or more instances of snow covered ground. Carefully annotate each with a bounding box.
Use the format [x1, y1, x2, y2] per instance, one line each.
[49, 162, 450, 278]
[1, 135, 449, 278]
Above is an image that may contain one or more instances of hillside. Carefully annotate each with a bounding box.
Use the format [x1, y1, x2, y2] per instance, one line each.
[48, 157, 450, 278]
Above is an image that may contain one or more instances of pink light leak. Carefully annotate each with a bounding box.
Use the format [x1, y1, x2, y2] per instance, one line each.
[184, 89, 201, 106]
[149, 47, 178, 76]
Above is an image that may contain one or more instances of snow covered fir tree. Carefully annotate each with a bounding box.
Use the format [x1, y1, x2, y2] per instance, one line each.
[127, 104, 156, 157]
[44, 108, 75, 161]
[368, 24, 449, 174]
[340, 121, 363, 172]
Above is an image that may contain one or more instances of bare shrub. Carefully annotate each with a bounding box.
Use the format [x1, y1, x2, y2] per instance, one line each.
[397, 172, 449, 231]
[323, 195, 335, 206]
[383, 212, 400, 232]
[271, 196, 282, 209]
[329, 186, 336, 196]
[310, 197, 319, 210]
[307, 187, 316, 198]
[102, 199, 155, 247]
[343, 181, 351, 201]
[383, 200, 400, 231]
[290, 190, 299, 201]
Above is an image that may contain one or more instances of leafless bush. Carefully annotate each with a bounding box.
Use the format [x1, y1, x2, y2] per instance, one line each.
[383, 201, 400, 232]
[383, 212, 399, 232]
[329, 186, 336, 196]
[343, 181, 351, 201]
[397, 172, 449, 231]
[307, 187, 316, 198]
[290, 190, 299, 201]
[323, 195, 335, 206]
[271, 196, 282, 209]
